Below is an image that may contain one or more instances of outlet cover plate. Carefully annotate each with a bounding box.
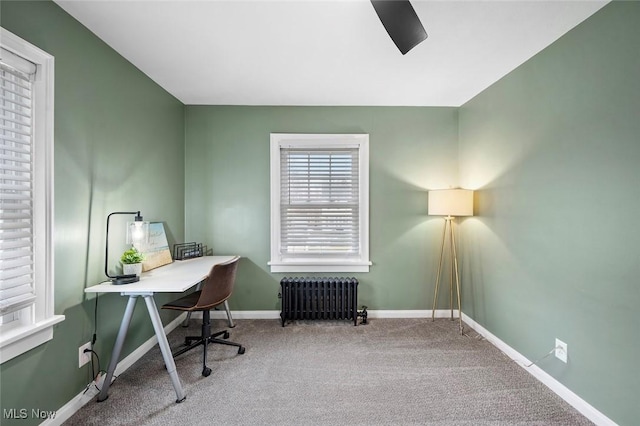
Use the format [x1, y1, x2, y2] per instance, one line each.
[79, 342, 92, 368]
[555, 338, 568, 363]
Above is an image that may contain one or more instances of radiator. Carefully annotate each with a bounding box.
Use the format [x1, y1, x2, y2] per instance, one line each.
[279, 277, 365, 326]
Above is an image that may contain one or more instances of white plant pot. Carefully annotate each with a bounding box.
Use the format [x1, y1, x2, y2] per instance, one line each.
[122, 263, 143, 276]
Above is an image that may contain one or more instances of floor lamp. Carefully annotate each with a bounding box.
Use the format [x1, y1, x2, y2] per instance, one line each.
[428, 189, 473, 334]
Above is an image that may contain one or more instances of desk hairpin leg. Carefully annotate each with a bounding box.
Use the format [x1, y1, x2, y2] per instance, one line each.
[142, 294, 186, 403]
[97, 294, 186, 404]
[98, 295, 138, 402]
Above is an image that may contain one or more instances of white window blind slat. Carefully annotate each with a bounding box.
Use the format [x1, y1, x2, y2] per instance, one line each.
[0, 57, 36, 316]
[280, 148, 360, 257]
[0, 212, 30, 220]
[0, 184, 30, 196]
[0, 115, 31, 129]
[0, 282, 33, 297]
[0, 79, 31, 97]
[0, 135, 31, 146]
[0, 142, 30, 154]
[0, 76, 31, 93]
[0, 240, 31, 251]
[0, 274, 32, 289]
[0, 293, 36, 315]
[1, 163, 30, 175]
[0, 123, 31, 137]
[0, 248, 31, 261]
[0, 257, 32, 269]
[0, 89, 31, 105]
[0, 220, 31, 230]
[0, 173, 30, 183]
[0, 265, 33, 281]
[0, 203, 31, 212]
[0, 154, 31, 165]
[0, 96, 31, 111]
[0, 106, 31, 120]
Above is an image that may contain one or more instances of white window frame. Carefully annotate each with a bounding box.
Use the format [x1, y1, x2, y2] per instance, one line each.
[269, 133, 371, 273]
[0, 28, 64, 364]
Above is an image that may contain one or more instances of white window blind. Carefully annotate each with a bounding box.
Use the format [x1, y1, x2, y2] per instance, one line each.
[280, 148, 359, 257]
[1, 29, 62, 364]
[270, 133, 370, 273]
[0, 57, 36, 316]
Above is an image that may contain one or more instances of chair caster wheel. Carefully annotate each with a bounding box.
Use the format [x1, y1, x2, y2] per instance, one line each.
[238, 347, 245, 355]
[223, 331, 230, 339]
[202, 367, 211, 377]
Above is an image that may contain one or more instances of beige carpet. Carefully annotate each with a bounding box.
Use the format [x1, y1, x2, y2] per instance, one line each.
[65, 318, 592, 425]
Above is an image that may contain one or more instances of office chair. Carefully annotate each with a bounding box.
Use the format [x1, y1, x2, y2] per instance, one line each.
[162, 256, 245, 377]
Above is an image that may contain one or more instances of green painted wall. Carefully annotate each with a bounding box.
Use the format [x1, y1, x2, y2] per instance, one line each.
[2, 0, 634, 424]
[185, 106, 459, 311]
[0, 1, 185, 424]
[458, 2, 640, 424]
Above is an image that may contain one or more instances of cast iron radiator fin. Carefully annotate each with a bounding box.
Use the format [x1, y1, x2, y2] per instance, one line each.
[279, 277, 367, 326]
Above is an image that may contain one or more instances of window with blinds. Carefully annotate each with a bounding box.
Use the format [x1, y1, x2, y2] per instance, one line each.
[270, 134, 370, 273]
[0, 57, 36, 317]
[1, 30, 61, 364]
[281, 148, 359, 256]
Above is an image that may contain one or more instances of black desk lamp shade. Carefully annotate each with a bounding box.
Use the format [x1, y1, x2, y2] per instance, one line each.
[104, 211, 147, 285]
[371, 0, 427, 55]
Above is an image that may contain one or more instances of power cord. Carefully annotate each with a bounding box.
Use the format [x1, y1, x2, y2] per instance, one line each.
[86, 348, 100, 380]
[81, 295, 117, 396]
[521, 345, 564, 368]
[81, 348, 116, 393]
[463, 332, 564, 368]
[92, 295, 98, 346]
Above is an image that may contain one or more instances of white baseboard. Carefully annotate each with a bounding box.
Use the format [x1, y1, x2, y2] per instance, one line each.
[205, 310, 280, 320]
[367, 309, 453, 319]
[202, 309, 452, 320]
[461, 313, 617, 426]
[43, 313, 188, 426]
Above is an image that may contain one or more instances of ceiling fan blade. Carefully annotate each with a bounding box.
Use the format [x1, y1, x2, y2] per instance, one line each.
[370, 0, 427, 55]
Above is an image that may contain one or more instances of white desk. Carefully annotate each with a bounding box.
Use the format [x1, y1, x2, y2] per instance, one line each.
[85, 255, 238, 403]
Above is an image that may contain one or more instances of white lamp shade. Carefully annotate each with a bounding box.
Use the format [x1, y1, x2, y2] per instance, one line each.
[428, 189, 474, 217]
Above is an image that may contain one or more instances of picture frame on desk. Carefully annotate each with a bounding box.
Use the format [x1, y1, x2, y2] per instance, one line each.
[135, 222, 173, 271]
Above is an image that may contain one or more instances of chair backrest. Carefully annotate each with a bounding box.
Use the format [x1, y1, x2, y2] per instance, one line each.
[195, 256, 240, 309]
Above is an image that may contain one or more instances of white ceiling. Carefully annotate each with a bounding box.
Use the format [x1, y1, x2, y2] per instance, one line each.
[54, 0, 608, 106]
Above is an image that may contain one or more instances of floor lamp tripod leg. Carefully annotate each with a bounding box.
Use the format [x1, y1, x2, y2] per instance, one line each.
[431, 218, 448, 321]
[449, 219, 454, 320]
[450, 219, 464, 335]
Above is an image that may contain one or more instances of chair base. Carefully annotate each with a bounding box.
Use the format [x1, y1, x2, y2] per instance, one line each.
[172, 311, 245, 376]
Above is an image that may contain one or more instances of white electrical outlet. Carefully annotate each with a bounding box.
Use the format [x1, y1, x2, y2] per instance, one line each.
[555, 338, 568, 363]
[79, 342, 92, 368]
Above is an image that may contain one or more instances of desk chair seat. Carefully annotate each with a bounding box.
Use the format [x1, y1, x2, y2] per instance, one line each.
[162, 256, 245, 377]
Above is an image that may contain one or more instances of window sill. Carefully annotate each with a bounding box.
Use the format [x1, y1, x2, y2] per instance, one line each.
[268, 260, 371, 273]
[0, 315, 65, 364]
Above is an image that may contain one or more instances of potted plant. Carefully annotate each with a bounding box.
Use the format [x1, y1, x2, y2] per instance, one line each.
[121, 247, 145, 277]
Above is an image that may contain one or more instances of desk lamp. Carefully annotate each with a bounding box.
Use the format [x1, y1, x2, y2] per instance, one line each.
[104, 211, 149, 285]
[428, 189, 473, 334]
